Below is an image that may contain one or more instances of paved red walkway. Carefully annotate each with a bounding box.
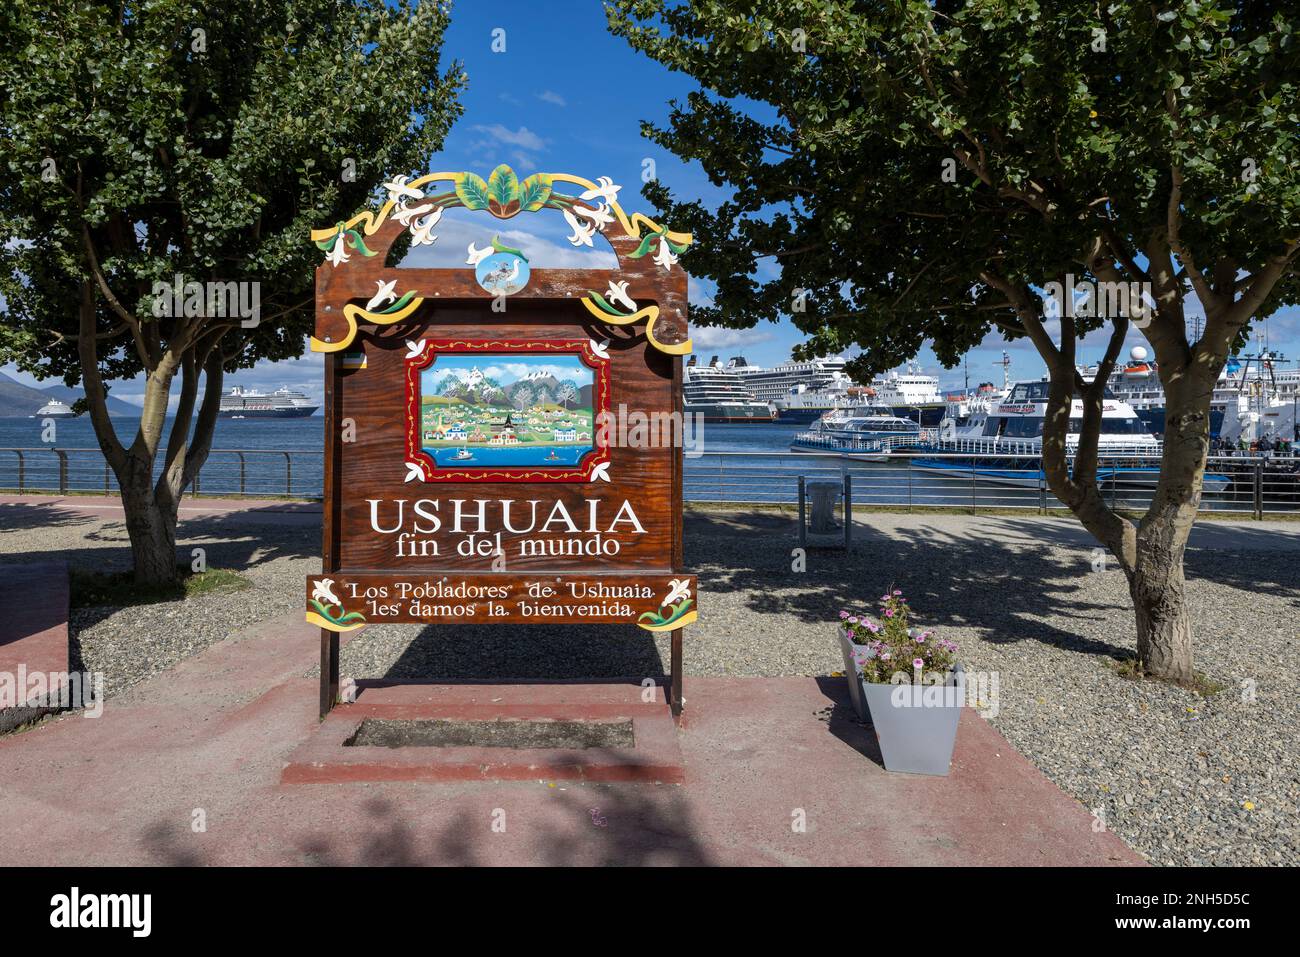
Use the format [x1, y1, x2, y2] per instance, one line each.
[0, 610, 1142, 866]
[0, 562, 69, 728]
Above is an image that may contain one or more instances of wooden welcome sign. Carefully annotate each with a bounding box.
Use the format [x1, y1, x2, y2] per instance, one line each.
[305, 166, 696, 716]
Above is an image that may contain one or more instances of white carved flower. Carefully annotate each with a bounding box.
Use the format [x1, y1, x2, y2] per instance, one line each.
[652, 236, 678, 270]
[579, 176, 622, 205]
[394, 200, 434, 228]
[466, 242, 492, 266]
[605, 280, 636, 312]
[325, 232, 350, 267]
[366, 279, 397, 312]
[664, 579, 692, 607]
[312, 578, 341, 608]
[409, 207, 442, 246]
[383, 175, 425, 204]
[573, 202, 614, 228]
[563, 208, 597, 247]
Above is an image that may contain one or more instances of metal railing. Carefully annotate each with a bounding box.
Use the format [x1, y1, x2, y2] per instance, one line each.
[0, 448, 321, 499]
[1, 447, 1297, 517]
[682, 451, 1300, 516]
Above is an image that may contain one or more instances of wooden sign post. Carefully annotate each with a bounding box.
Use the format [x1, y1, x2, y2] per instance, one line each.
[305, 167, 696, 718]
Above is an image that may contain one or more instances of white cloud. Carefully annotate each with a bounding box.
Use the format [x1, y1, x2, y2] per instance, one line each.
[537, 90, 567, 107]
[689, 326, 773, 350]
[471, 124, 547, 152]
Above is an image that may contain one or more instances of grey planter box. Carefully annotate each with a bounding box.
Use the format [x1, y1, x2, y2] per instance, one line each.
[860, 663, 964, 776]
[837, 627, 871, 721]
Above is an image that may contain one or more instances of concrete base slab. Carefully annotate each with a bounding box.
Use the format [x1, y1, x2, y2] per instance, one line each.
[0, 610, 1144, 865]
[283, 681, 685, 784]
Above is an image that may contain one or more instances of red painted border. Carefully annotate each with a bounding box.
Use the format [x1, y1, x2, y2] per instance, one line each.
[404, 338, 611, 483]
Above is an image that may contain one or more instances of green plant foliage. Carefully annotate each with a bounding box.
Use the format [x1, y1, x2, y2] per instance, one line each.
[840, 590, 957, 685]
[0, 0, 465, 383]
[605, 0, 1299, 374]
[0, 0, 464, 583]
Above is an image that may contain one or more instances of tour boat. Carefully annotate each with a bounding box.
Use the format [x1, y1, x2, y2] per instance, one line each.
[790, 406, 925, 460]
[911, 378, 1231, 490]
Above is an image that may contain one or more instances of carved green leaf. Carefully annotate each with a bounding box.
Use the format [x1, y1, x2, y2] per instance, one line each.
[518, 173, 553, 211]
[626, 230, 660, 259]
[454, 172, 490, 210]
[585, 289, 630, 316]
[490, 234, 527, 259]
[486, 164, 520, 206]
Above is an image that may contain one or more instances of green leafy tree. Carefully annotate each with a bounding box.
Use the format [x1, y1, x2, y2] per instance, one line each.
[0, 0, 463, 584]
[609, 0, 1300, 682]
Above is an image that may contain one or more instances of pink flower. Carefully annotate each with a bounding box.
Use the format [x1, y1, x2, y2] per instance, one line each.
[892, 589, 902, 596]
[913, 658, 925, 669]
[847, 616, 858, 625]
[914, 633, 927, 643]
[884, 609, 894, 618]
[839, 610, 850, 620]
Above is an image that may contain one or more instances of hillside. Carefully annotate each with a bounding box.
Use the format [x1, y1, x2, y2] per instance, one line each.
[0, 372, 141, 418]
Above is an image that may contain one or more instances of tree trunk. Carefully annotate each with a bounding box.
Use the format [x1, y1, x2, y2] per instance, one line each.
[1125, 368, 1214, 682]
[118, 456, 181, 586]
[1130, 541, 1194, 683]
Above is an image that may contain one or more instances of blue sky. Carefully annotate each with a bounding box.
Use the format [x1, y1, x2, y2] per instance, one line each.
[5, 0, 1298, 404]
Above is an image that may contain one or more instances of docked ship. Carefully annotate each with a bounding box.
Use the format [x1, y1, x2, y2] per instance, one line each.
[1079, 345, 1300, 439]
[729, 356, 860, 422]
[32, 399, 78, 418]
[867, 363, 947, 427]
[218, 385, 319, 418]
[911, 378, 1230, 489]
[682, 357, 775, 423]
[789, 406, 924, 460]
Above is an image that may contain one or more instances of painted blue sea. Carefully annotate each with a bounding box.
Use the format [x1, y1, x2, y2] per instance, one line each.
[424, 445, 591, 468]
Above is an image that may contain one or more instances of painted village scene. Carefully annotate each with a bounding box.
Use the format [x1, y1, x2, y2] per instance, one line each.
[419, 353, 596, 468]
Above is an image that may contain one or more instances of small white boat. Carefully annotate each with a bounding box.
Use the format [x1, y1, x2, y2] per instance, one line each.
[790, 406, 923, 459]
[32, 399, 77, 418]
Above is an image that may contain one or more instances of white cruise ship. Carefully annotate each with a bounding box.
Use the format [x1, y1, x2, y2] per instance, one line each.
[867, 362, 947, 426]
[682, 357, 775, 423]
[729, 356, 860, 422]
[219, 386, 319, 419]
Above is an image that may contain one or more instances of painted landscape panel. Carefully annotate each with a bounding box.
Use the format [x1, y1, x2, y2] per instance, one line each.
[419, 353, 596, 469]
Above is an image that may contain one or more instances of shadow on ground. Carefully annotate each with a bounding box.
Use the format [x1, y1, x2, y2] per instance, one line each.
[138, 787, 715, 866]
[377, 623, 667, 682]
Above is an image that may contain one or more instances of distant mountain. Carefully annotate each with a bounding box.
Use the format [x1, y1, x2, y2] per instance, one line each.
[0, 372, 141, 418]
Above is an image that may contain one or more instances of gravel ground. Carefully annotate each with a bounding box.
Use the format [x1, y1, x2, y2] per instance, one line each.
[3, 502, 1296, 866]
[0, 504, 319, 696]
